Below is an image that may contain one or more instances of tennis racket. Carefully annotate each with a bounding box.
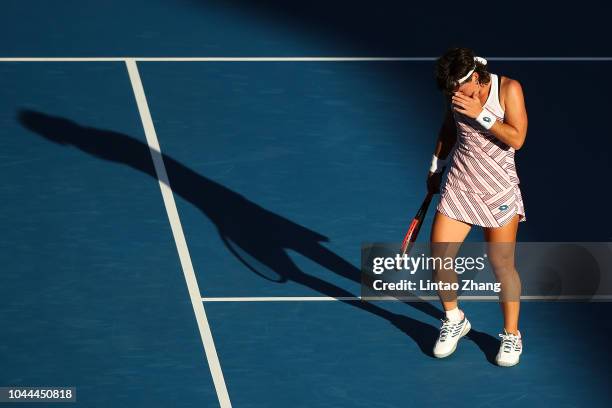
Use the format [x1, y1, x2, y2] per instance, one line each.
[221, 235, 287, 283]
[400, 192, 434, 255]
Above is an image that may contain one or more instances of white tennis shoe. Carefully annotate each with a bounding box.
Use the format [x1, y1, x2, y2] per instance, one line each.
[433, 315, 471, 358]
[496, 330, 523, 367]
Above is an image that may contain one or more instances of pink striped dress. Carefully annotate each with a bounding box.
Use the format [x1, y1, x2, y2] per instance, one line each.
[437, 73, 526, 228]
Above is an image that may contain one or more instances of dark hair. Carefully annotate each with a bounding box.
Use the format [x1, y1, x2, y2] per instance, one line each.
[435, 47, 491, 96]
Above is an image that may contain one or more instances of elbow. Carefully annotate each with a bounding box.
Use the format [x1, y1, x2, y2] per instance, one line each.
[511, 133, 526, 150]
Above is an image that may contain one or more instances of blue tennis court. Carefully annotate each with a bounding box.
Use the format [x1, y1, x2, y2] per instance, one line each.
[2, 1, 612, 407]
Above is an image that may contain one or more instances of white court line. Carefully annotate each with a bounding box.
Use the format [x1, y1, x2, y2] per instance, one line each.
[0, 57, 125, 62]
[202, 295, 612, 302]
[125, 59, 232, 408]
[1, 57, 612, 62]
[203, 296, 365, 302]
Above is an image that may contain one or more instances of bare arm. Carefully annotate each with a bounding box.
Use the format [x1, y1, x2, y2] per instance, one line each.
[452, 79, 528, 150]
[426, 106, 456, 194]
[432, 106, 457, 161]
[487, 80, 528, 150]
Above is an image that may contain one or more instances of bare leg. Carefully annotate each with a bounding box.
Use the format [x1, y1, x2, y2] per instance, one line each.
[484, 214, 521, 334]
[430, 211, 472, 311]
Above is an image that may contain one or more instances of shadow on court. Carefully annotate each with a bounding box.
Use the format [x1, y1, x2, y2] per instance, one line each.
[18, 109, 501, 360]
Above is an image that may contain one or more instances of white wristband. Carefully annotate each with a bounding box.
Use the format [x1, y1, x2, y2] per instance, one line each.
[476, 108, 496, 130]
[430, 154, 448, 173]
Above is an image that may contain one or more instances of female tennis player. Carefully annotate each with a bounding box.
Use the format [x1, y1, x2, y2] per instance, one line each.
[427, 48, 528, 366]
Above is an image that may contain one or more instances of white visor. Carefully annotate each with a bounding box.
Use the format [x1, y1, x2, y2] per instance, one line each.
[456, 56, 488, 85]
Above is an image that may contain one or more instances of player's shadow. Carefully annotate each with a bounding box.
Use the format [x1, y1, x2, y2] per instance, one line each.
[18, 109, 497, 359]
[465, 329, 499, 364]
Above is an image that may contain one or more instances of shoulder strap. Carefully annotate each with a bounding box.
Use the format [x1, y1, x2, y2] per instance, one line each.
[497, 74, 502, 105]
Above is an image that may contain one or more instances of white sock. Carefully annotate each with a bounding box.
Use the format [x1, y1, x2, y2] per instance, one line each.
[504, 329, 521, 337]
[445, 307, 463, 322]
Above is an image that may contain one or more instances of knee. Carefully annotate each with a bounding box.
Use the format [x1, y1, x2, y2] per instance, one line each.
[488, 252, 515, 273]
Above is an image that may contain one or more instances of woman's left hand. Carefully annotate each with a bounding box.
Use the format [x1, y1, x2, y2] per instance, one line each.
[452, 90, 483, 119]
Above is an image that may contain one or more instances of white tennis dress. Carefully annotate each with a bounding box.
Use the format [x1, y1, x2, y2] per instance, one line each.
[437, 73, 526, 228]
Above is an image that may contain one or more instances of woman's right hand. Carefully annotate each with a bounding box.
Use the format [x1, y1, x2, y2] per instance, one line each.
[426, 171, 443, 194]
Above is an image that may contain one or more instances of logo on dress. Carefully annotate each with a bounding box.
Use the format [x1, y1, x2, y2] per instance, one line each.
[499, 204, 509, 211]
